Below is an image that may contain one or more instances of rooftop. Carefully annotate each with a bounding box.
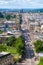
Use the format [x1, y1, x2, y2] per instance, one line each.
[30, 22, 38, 26]
[4, 20, 15, 23]
[0, 52, 10, 58]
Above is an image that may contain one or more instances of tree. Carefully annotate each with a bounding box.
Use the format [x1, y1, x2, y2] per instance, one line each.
[19, 14, 22, 24]
[0, 44, 7, 52]
[15, 36, 25, 55]
[34, 40, 43, 53]
[0, 12, 4, 18]
[13, 15, 16, 18]
[6, 14, 12, 20]
[6, 36, 16, 46]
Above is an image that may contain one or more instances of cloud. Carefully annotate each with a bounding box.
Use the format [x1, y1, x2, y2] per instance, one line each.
[0, 0, 43, 9]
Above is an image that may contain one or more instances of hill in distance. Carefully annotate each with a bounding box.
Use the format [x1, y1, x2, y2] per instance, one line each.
[0, 8, 43, 13]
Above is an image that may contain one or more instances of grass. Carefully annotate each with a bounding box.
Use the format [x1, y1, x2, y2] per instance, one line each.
[13, 53, 22, 62]
[0, 36, 25, 62]
[5, 46, 17, 54]
[38, 57, 43, 65]
[4, 46, 22, 62]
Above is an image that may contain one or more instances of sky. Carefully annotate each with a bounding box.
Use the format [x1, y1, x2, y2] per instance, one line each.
[0, 0, 43, 9]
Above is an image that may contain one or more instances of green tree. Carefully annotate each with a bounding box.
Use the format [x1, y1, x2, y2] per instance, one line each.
[6, 14, 12, 20]
[15, 36, 25, 55]
[0, 12, 4, 18]
[0, 44, 7, 52]
[34, 40, 43, 53]
[19, 15, 22, 24]
[13, 15, 16, 18]
[6, 36, 16, 46]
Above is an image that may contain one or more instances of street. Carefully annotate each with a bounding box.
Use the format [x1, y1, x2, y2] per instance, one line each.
[16, 13, 36, 65]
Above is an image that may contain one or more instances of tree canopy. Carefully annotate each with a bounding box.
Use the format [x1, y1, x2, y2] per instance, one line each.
[34, 40, 43, 53]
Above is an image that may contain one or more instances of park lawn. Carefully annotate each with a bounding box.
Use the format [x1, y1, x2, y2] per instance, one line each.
[38, 57, 43, 65]
[5, 46, 17, 54]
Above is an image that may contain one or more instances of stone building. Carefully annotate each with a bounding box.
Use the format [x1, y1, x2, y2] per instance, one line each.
[0, 13, 21, 31]
[29, 22, 39, 32]
[0, 52, 14, 65]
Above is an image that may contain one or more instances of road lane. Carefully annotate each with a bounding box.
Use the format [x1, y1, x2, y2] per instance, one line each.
[16, 13, 36, 65]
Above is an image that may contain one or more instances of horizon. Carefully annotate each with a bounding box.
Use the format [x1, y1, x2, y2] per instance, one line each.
[0, 8, 43, 10]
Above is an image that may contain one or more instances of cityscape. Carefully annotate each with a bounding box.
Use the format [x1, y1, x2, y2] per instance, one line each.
[0, 0, 43, 65]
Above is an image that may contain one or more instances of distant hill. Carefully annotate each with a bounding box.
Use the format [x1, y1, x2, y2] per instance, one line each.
[22, 8, 43, 13]
[0, 8, 43, 13]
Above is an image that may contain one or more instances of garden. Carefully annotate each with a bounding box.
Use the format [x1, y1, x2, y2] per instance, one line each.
[0, 36, 25, 62]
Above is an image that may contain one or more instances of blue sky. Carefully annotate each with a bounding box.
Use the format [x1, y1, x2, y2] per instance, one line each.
[0, 0, 43, 9]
